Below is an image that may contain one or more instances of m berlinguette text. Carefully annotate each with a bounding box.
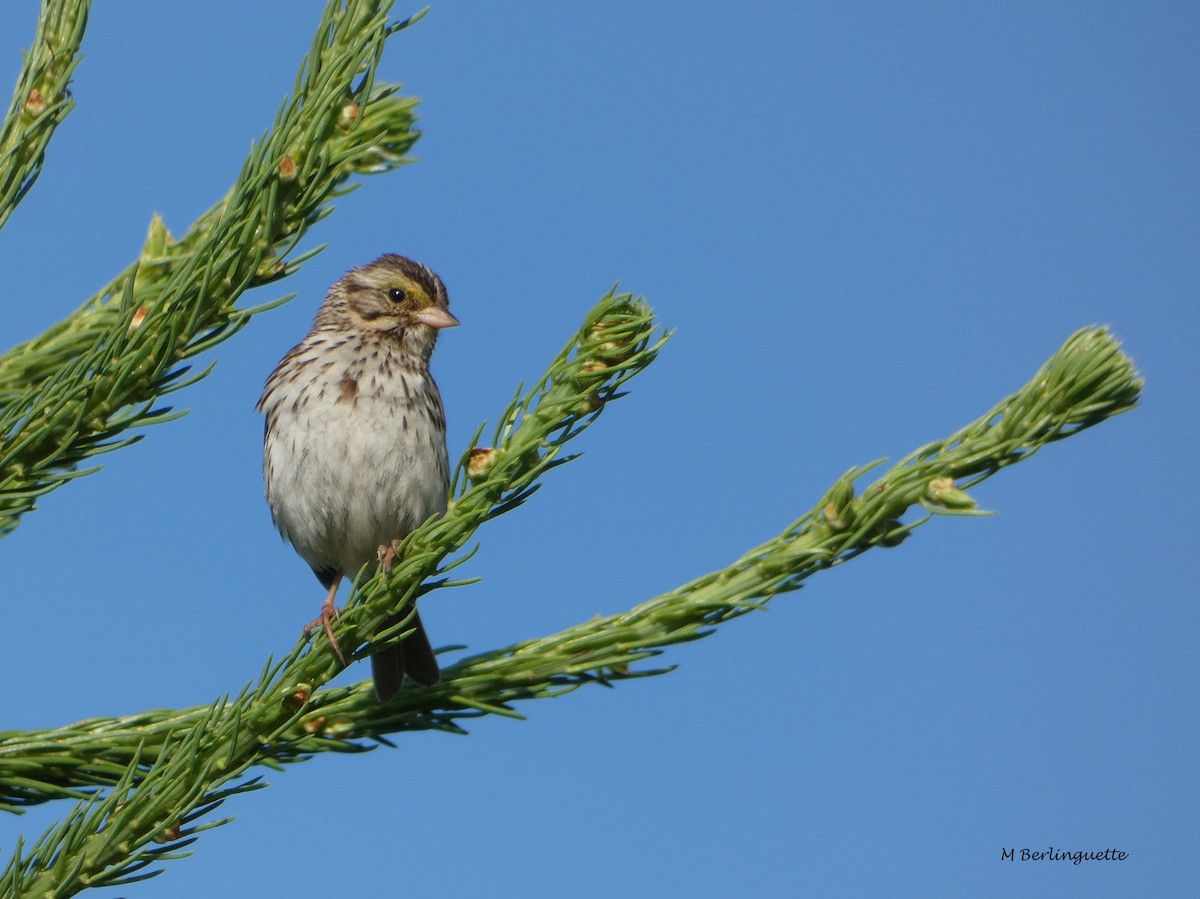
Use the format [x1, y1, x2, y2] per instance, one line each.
[1001, 847, 1128, 865]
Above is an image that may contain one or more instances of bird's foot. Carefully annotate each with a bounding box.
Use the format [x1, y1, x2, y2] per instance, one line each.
[377, 539, 402, 573]
[303, 595, 346, 665]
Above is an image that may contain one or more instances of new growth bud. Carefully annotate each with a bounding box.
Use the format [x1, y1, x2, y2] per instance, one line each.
[339, 102, 361, 128]
[284, 685, 311, 712]
[467, 447, 497, 482]
[925, 476, 977, 510]
[24, 88, 46, 115]
[822, 476, 857, 531]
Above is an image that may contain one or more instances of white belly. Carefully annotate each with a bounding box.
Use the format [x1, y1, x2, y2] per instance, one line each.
[263, 368, 449, 580]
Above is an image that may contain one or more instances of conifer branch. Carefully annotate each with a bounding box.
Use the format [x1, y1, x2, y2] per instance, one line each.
[0, 0, 423, 538]
[0, 324, 1139, 894]
[0, 0, 89, 232]
[0, 289, 668, 894]
[0, 3, 1145, 895]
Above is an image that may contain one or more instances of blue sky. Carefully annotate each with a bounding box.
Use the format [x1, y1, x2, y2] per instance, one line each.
[2, 2, 1197, 896]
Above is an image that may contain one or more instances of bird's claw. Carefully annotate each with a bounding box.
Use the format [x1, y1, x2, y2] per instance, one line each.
[304, 599, 346, 665]
[377, 539, 402, 573]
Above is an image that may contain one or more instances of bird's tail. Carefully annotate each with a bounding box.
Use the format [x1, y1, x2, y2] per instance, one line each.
[371, 608, 440, 701]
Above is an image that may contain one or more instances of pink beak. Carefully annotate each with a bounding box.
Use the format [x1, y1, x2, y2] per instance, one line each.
[414, 306, 460, 329]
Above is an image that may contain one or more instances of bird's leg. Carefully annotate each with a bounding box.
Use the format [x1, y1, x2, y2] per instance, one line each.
[303, 575, 346, 665]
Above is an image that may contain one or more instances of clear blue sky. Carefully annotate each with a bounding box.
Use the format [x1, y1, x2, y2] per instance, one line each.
[3, 2, 1197, 897]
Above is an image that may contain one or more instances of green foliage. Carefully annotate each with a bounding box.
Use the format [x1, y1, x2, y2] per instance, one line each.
[0, 0, 422, 537]
[0, 287, 666, 894]
[0, 320, 1139, 884]
[0, 0, 1142, 895]
[0, 0, 88, 233]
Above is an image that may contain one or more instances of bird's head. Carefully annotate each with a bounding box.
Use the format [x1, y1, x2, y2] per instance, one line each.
[321, 254, 459, 357]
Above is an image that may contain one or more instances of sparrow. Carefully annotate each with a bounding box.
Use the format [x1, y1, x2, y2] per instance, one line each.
[258, 254, 458, 700]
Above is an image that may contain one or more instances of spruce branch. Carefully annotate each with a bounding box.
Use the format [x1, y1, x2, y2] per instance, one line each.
[0, 0, 89, 233]
[0, 324, 1140, 843]
[0, 7, 1145, 895]
[0, 0, 423, 538]
[0, 290, 668, 893]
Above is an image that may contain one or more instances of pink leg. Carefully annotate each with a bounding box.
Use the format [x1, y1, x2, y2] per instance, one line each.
[303, 575, 346, 665]
[377, 539, 401, 572]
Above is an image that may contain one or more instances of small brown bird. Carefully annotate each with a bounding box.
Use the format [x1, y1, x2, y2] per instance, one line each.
[258, 254, 458, 700]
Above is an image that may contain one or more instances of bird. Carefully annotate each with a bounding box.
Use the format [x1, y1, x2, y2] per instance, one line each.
[258, 254, 459, 700]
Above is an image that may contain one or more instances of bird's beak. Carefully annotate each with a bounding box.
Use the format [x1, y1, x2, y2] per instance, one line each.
[414, 307, 460, 329]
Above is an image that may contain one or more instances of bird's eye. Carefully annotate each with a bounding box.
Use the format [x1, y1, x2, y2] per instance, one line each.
[387, 287, 407, 303]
